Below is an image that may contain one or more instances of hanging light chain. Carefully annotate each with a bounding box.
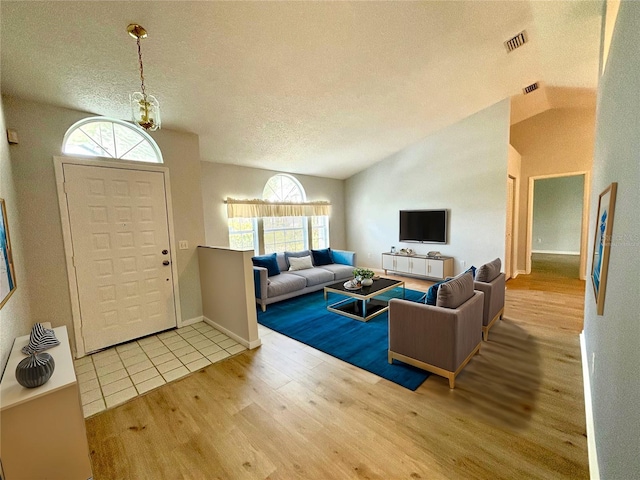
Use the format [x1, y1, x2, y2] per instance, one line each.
[136, 36, 147, 100]
[127, 23, 160, 131]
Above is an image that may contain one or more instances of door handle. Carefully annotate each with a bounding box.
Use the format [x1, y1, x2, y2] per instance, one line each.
[163, 260, 170, 266]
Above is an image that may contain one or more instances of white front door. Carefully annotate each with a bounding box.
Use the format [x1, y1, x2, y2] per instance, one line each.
[63, 163, 177, 352]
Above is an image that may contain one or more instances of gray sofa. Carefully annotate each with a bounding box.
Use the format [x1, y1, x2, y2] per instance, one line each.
[253, 249, 356, 311]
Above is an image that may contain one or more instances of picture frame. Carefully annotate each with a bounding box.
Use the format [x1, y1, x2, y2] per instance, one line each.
[591, 182, 617, 315]
[0, 198, 17, 309]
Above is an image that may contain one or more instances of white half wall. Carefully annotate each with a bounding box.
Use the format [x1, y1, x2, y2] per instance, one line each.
[198, 246, 260, 349]
[345, 99, 510, 275]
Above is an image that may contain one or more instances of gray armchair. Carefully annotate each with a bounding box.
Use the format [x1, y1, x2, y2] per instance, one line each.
[474, 258, 505, 341]
[388, 272, 483, 389]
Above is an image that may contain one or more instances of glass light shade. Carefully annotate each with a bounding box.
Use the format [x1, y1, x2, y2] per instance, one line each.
[130, 92, 161, 131]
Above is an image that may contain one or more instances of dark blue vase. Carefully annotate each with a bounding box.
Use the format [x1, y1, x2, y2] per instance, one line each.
[15, 352, 55, 388]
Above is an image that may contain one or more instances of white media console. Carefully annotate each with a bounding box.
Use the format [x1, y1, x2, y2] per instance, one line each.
[382, 252, 454, 281]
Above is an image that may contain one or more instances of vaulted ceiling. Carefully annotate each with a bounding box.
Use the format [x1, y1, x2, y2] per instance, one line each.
[1, 1, 602, 179]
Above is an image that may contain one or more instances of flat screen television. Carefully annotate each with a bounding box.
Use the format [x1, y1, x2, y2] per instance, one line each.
[399, 209, 447, 244]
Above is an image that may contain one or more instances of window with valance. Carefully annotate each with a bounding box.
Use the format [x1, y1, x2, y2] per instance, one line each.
[226, 174, 331, 253]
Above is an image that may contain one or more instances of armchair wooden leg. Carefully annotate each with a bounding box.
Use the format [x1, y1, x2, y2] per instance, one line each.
[261, 304, 266, 312]
[448, 375, 455, 389]
[388, 351, 393, 364]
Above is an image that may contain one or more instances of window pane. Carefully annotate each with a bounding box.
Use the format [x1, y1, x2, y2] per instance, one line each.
[312, 216, 329, 249]
[64, 129, 112, 157]
[227, 217, 256, 252]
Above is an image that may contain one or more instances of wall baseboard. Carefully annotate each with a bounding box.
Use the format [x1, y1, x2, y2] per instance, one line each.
[203, 316, 262, 349]
[531, 250, 580, 255]
[580, 332, 600, 480]
[180, 316, 204, 327]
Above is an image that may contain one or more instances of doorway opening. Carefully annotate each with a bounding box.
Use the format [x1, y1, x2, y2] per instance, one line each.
[526, 172, 590, 280]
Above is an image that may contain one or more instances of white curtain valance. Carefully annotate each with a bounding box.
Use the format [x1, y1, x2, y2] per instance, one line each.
[225, 198, 331, 218]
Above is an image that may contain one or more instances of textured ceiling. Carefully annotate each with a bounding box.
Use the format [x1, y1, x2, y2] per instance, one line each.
[1, 1, 602, 179]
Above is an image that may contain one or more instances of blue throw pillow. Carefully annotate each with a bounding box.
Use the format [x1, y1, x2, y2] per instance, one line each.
[425, 281, 445, 305]
[252, 253, 280, 277]
[311, 248, 333, 266]
[466, 265, 477, 278]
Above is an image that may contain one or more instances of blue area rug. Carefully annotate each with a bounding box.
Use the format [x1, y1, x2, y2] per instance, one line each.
[257, 287, 430, 391]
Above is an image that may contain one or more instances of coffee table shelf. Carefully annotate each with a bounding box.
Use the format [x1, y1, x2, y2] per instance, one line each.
[324, 277, 405, 322]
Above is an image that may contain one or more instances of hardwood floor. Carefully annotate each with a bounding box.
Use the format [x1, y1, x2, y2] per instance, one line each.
[85, 270, 589, 479]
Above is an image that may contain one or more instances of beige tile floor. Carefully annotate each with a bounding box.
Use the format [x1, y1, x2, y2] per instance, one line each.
[74, 321, 247, 418]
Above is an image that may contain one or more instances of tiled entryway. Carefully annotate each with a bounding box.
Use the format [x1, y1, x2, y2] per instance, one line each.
[74, 321, 247, 418]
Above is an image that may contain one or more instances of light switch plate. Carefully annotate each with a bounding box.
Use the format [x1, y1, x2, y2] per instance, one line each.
[6, 129, 18, 144]
[179, 240, 189, 250]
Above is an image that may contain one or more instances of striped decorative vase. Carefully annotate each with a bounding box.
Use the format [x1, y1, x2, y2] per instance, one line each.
[15, 352, 55, 388]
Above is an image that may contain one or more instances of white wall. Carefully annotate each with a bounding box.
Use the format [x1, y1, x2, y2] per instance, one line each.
[200, 162, 346, 250]
[1, 96, 205, 357]
[0, 98, 33, 370]
[532, 175, 584, 254]
[345, 99, 510, 274]
[584, 2, 640, 478]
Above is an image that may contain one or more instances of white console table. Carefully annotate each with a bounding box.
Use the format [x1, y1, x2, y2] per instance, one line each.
[382, 253, 454, 281]
[0, 326, 93, 480]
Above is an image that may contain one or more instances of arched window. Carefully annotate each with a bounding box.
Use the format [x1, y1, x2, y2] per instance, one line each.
[262, 175, 307, 253]
[227, 174, 330, 253]
[62, 117, 163, 163]
[262, 174, 306, 203]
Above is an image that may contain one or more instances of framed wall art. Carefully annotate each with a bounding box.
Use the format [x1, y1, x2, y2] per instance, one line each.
[591, 182, 617, 315]
[1, 198, 17, 309]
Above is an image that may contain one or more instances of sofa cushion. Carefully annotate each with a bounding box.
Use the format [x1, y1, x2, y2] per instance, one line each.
[252, 253, 280, 277]
[285, 250, 312, 268]
[275, 253, 288, 273]
[332, 250, 354, 265]
[288, 267, 334, 287]
[288, 255, 314, 271]
[436, 272, 474, 309]
[476, 258, 501, 283]
[311, 248, 334, 266]
[267, 272, 307, 297]
[317, 263, 353, 281]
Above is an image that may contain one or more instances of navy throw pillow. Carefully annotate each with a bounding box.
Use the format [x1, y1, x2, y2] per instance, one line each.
[465, 266, 477, 278]
[425, 281, 445, 305]
[252, 253, 280, 277]
[311, 248, 333, 266]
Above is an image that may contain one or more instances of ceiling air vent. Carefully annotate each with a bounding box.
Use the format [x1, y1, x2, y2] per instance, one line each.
[505, 31, 527, 52]
[523, 82, 539, 95]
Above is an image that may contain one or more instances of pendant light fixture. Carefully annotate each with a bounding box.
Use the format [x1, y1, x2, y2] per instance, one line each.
[127, 24, 161, 131]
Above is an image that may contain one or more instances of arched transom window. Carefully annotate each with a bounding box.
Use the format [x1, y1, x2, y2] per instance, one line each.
[262, 174, 306, 203]
[62, 117, 163, 163]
